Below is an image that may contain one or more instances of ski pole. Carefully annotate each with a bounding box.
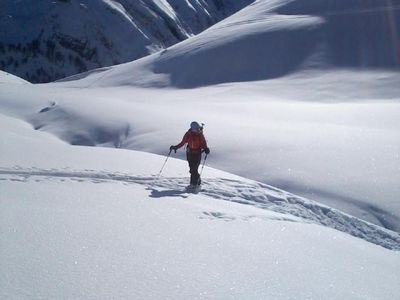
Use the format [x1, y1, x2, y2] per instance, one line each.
[155, 149, 172, 180]
[198, 153, 208, 181]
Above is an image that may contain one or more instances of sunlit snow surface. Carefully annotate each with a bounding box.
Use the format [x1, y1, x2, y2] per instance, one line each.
[1, 112, 400, 299]
[1, 69, 400, 233]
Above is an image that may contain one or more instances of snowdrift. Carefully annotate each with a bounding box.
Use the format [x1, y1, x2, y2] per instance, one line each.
[58, 0, 400, 88]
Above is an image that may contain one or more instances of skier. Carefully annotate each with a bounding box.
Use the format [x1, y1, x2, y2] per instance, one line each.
[170, 121, 210, 189]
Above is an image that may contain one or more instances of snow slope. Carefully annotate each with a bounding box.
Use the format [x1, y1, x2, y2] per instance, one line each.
[1, 69, 400, 234]
[0, 70, 30, 84]
[1, 111, 400, 299]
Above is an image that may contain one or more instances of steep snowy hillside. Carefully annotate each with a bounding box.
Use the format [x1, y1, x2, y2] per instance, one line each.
[0, 0, 253, 83]
[63, 0, 400, 88]
[1, 112, 400, 299]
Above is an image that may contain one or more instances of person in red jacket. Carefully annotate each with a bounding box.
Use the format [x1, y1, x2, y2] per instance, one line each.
[170, 121, 210, 187]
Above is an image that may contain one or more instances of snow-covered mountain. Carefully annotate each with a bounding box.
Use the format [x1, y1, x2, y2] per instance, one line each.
[1, 1, 400, 298]
[3, 0, 399, 85]
[0, 0, 253, 83]
[60, 0, 400, 88]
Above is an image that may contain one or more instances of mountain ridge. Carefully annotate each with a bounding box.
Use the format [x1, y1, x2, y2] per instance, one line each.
[0, 0, 253, 83]
[55, 0, 400, 88]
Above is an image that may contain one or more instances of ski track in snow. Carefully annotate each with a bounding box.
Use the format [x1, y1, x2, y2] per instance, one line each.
[1, 166, 399, 251]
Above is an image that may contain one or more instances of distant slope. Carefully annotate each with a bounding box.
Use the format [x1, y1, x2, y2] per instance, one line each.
[277, 0, 400, 68]
[62, 0, 400, 88]
[0, 70, 30, 84]
[0, 0, 253, 83]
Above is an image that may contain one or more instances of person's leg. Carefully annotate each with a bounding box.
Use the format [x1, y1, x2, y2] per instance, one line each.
[187, 152, 202, 185]
[193, 152, 202, 185]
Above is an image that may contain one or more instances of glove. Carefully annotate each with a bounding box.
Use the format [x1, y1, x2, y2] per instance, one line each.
[204, 147, 210, 155]
[170, 145, 177, 153]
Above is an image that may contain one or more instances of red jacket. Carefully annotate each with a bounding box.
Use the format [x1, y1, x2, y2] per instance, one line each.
[175, 130, 208, 153]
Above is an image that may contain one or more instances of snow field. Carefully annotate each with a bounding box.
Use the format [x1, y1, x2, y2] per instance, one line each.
[1, 107, 399, 299]
[2, 178, 400, 300]
[1, 75, 399, 233]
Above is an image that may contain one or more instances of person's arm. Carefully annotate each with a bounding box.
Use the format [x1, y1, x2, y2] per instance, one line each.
[172, 132, 189, 150]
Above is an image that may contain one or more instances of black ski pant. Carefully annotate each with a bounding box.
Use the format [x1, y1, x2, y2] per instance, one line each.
[187, 151, 202, 185]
